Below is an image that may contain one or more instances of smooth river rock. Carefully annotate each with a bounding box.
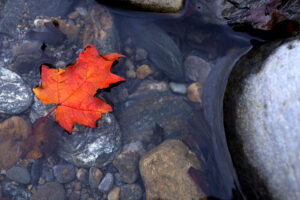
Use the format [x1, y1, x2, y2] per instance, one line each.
[224, 37, 300, 200]
[0, 67, 32, 114]
[139, 139, 205, 200]
[57, 113, 122, 168]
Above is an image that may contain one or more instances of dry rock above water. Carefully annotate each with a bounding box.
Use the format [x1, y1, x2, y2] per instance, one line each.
[97, 0, 184, 13]
[139, 139, 205, 200]
[224, 37, 300, 200]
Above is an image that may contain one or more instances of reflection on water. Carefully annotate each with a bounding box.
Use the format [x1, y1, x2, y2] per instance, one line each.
[0, 0, 253, 199]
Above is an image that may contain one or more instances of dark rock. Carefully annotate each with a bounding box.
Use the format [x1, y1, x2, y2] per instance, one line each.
[31, 182, 65, 200]
[83, 5, 120, 55]
[116, 80, 192, 144]
[0, 0, 25, 36]
[120, 184, 142, 200]
[53, 164, 75, 183]
[57, 113, 122, 168]
[27, 0, 74, 18]
[0, 184, 2, 199]
[89, 167, 103, 189]
[129, 23, 184, 81]
[0, 67, 32, 114]
[6, 166, 31, 184]
[113, 150, 139, 184]
[77, 168, 89, 185]
[184, 55, 211, 82]
[2, 181, 31, 200]
[69, 191, 81, 200]
[114, 173, 124, 186]
[41, 163, 55, 182]
[98, 173, 114, 193]
[31, 158, 43, 185]
[224, 37, 300, 199]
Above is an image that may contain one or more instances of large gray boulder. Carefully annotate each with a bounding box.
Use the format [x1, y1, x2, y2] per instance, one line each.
[224, 37, 300, 199]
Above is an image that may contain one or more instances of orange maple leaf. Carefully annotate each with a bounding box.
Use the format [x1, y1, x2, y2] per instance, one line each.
[33, 44, 125, 133]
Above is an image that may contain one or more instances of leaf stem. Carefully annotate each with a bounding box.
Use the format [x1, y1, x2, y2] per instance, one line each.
[30, 106, 57, 135]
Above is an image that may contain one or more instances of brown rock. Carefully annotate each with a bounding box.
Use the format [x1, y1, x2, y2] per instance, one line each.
[187, 82, 203, 103]
[57, 20, 79, 41]
[136, 65, 152, 79]
[83, 5, 119, 54]
[89, 167, 103, 189]
[139, 139, 205, 200]
[0, 117, 30, 170]
[113, 150, 139, 183]
[108, 187, 120, 200]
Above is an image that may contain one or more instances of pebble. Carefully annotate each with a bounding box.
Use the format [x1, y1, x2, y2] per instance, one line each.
[120, 184, 143, 200]
[76, 168, 89, 185]
[113, 150, 139, 184]
[123, 47, 133, 56]
[136, 64, 152, 79]
[114, 173, 123, 186]
[122, 141, 146, 157]
[98, 173, 114, 193]
[187, 82, 203, 103]
[184, 55, 211, 82]
[89, 167, 103, 189]
[53, 164, 75, 183]
[169, 82, 187, 94]
[6, 166, 31, 184]
[125, 59, 135, 70]
[108, 187, 120, 200]
[2, 181, 31, 199]
[126, 70, 136, 79]
[135, 48, 148, 61]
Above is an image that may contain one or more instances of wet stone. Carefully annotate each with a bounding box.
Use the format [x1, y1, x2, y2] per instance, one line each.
[98, 173, 114, 193]
[77, 168, 89, 185]
[89, 167, 103, 189]
[0, 116, 30, 170]
[2, 181, 31, 200]
[169, 82, 187, 94]
[108, 187, 120, 200]
[30, 96, 55, 123]
[116, 80, 192, 143]
[6, 166, 31, 185]
[31, 182, 65, 200]
[27, 0, 75, 18]
[135, 48, 148, 61]
[184, 55, 211, 82]
[114, 173, 124, 187]
[139, 139, 205, 200]
[57, 113, 122, 168]
[0, 0, 25, 36]
[130, 23, 184, 81]
[187, 82, 203, 103]
[113, 150, 139, 184]
[83, 5, 120, 55]
[136, 64, 152, 79]
[120, 184, 142, 200]
[0, 67, 32, 114]
[53, 164, 75, 183]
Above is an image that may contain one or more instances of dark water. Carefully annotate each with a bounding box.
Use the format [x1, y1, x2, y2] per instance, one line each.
[0, 0, 256, 199]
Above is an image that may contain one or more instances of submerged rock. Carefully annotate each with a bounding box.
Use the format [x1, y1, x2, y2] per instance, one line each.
[31, 182, 65, 200]
[129, 23, 184, 81]
[83, 5, 120, 55]
[6, 166, 31, 185]
[120, 184, 142, 200]
[89, 167, 103, 189]
[0, 67, 32, 114]
[116, 80, 192, 144]
[2, 181, 31, 200]
[53, 164, 75, 184]
[0, 116, 30, 170]
[98, 173, 114, 193]
[224, 37, 300, 199]
[57, 113, 122, 168]
[139, 139, 205, 200]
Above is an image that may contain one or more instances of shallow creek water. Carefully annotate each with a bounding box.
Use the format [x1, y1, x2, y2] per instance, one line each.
[0, 0, 256, 199]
